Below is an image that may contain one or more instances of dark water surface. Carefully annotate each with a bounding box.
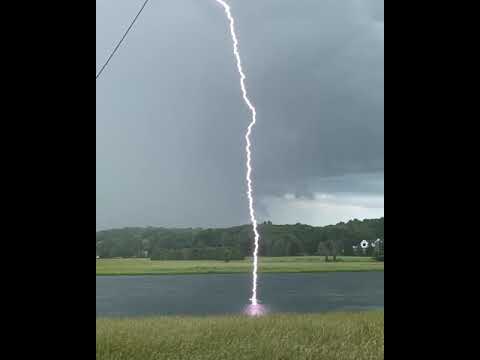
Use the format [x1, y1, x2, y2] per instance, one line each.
[96, 272, 383, 317]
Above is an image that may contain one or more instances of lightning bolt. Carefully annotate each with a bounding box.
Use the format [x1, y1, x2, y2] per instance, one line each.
[215, 0, 260, 306]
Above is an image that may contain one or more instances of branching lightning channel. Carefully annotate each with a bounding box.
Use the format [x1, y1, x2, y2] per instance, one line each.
[215, 0, 260, 306]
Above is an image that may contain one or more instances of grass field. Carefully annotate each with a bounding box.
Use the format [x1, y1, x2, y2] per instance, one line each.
[96, 256, 383, 275]
[96, 310, 384, 360]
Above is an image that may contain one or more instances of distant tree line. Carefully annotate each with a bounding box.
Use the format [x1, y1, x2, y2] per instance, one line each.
[150, 247, 243, 261]
[95, 217, 384, 261]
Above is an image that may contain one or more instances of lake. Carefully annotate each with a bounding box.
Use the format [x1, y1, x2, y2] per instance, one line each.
[96, 272, 384, 317]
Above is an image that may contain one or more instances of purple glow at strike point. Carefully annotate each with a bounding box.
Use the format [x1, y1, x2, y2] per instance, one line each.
[215, 0, 261, 308]
[244, 303, 268, 317]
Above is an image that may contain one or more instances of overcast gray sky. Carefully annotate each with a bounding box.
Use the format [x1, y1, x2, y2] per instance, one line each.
[96, 0, 384, 230]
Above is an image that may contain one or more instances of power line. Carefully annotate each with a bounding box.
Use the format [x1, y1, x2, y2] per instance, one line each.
[96, 0, 151, 80]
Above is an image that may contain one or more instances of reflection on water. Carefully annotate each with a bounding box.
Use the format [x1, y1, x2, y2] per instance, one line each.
[96, 272, 384, 317]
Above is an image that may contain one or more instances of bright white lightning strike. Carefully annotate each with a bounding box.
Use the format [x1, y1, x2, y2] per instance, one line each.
[215, 0, 261, 307]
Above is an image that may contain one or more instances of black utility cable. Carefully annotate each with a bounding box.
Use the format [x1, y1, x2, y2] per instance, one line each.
[96, 0, 151, 80]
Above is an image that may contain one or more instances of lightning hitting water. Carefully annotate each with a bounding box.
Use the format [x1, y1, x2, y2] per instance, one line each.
[215, 0, 263, 313]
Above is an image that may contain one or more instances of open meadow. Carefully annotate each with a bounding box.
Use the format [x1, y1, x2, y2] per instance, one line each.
[96, 256, 384, 275]
[96, 310, 384, 360]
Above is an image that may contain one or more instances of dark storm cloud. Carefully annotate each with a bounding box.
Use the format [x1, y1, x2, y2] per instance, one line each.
[96, 0, 384, 229]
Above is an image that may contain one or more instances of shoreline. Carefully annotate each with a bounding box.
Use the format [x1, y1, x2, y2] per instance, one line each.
[96, 268, 384, 276]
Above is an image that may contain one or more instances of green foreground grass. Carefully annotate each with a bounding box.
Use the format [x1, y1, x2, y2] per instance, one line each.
[96, 256, 383, 275]
[96, 310, 384, 360]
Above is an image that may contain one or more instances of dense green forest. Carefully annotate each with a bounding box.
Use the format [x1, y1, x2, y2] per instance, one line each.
[96, 218, 384, 260]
